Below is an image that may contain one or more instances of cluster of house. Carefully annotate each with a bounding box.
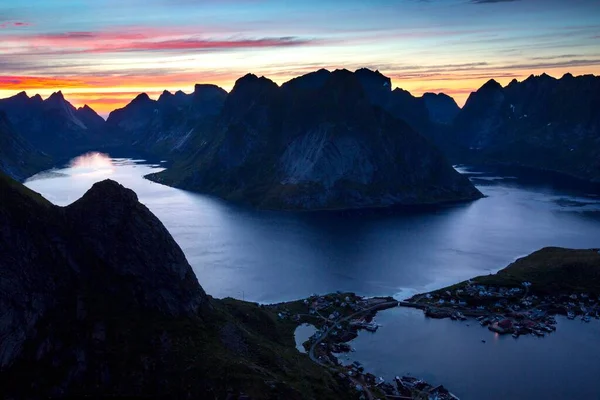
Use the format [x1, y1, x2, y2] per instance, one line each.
[305, 294, 369, 315]
[337, 363, 459, 399]
[478, 312, 557, 338]
[418, 281, 599, 338]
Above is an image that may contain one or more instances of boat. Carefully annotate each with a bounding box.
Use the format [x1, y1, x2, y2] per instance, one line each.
[567, 312, 575, 320]
[512, 332, 519, 338]
[583, 315, 591, 323]
[364, 322, 378, 332]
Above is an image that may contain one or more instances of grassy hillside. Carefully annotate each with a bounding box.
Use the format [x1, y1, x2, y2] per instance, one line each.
[438, 247, 600, 296]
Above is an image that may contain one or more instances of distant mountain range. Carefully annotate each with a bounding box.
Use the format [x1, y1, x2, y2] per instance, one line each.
[0, 68, 598, 203]
[147, 69, 481, 210]
[450, 73, 600, 182]
[0, 91, 111, 159]
[106, 84, 227, 157]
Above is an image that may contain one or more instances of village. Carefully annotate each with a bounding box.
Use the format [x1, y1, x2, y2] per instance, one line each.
[272, 279, 600, 399]
[274, 293, 460, 400]
[411, 281, 600, 338]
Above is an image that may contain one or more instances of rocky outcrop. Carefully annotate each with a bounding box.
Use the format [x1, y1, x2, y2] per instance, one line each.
[0, 111, 52, 180]
[0, 175, 346, 398]
[422, 92, 460, 124]
[0, 91, 107, 157]
[448, 73, 600, 182]
[148, 69, 482, 210]
[76, 104, 106, 131]
[106, 85, 227, 157]
[353, 69, 459, 145]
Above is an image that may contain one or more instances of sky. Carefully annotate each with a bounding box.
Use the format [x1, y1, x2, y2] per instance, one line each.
[1, 0, 599, 115]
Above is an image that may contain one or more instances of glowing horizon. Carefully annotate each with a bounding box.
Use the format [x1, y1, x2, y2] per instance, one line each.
[1, 0, 599, 115]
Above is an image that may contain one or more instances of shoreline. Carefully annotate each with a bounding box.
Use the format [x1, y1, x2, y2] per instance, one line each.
[272, 293, 460, 399]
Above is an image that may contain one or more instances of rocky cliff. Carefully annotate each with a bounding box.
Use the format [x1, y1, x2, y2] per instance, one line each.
[449, 73, 600, 182]
[148, 69, 482, 210]
[0, 175, 348, 398]
[0, 111, 52, 180]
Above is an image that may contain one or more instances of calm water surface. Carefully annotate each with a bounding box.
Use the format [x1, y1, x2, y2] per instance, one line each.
[25, 153, 600, 399]
[342, 308, 600, 400]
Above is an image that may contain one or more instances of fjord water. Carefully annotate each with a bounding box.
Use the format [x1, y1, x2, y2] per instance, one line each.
[25, 154, 600, 303]
[26, 153, 600, 399]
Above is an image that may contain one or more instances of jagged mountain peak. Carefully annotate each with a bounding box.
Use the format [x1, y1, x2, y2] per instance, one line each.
[331, 68, 352, 76]
[523, 73, 556, 84]
[479, 79, 503, 91]
[46, 90, 65, 102]
[281, 69, 331, 91]
[421, 92, 460, 124]
[76, 103, 105, 127]
[423, 92, 450, 99]
[391, 87, 414, 96]
[507, 78, 519, 87]
[132, 92, 153, 104]
[44, 91, 73, 110]
[12, 91, 29, 100]
[231, 74, 278, 95]
[234, 73, 277, 88]
[355, 67, 388, 78]
[354, 68, 392, 88]
[158, 90, 173, 101]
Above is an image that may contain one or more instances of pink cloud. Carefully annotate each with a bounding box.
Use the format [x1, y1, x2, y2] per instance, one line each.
[1, 27, 318, 54]
[88, 37, 313, 53]
[0, 21, 30, 28]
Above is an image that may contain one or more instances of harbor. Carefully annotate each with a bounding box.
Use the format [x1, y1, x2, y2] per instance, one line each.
[281, 285, 600, 399]
[334, 305, 600, 400]
[280, 293, 461, 399]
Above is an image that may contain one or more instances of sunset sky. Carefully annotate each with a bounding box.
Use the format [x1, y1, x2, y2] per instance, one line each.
[1, 0, 599, 115]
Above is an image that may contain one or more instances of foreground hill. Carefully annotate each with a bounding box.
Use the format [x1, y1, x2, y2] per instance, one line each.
[449, 74, 600, 182]
[0, 111, 52, 180]
[0, 174, 350, 398]
[148, 69, 482, 210]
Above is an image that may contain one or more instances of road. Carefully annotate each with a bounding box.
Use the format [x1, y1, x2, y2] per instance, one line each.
[307, 300, 399, 400]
